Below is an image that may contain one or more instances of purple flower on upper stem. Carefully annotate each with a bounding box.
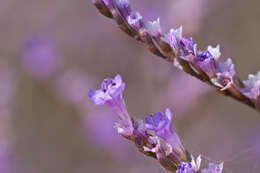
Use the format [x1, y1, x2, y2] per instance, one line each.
[201, 162, 224, 173]
[241, 71, 260, 101]
[146, 18, 162, 37]
[197, 50, 216, 78]
[207, 45, 221, 60]
[180, 37, 197, 61]
[214, 58, 236, 89]
[116, 0, 131, 18]
[127, 11, 144, 31]
[145, 108, 184, 154]
[167, 26, 183, 52]
[88, 74, 133, 136]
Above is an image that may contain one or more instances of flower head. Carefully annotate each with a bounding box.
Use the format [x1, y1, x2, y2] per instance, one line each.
[89, 74, 125, 106]
[176, 162, 195, 173]
[167, 26, 183, 51]
[241, 71, 260, 100]
[207, 45, 221, 60]
[146, 18, 162, 37]
[213, 58, 236, 89]
[180, 37, 197, 57]
[197, 50, 216, 78]
[89, 74, 133, 136]
[116, 0, 131, 18]
[127, 11, 143, 30]
[176, 155, 201, 173]
[201, 162, 223, 173]
[145, 108, 184, 154]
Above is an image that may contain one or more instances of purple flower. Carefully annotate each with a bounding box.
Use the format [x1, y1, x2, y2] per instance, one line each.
[197, 50, 216, 78]
[127, 11, 144, 31]
[89, 74, 125, 105]
[180, 37, 197, 61]
[116, 0, 131, 18]
[214, 58, 236, 89]
[89, 74, 133, 136]
[241, 71, 260, 101]
[145, 108, 184, 154]
[167, 26, 183, 52]
[176, 162, 195, 173]
[201, 162, 223, 173]
[146, 18, 162, 37]
[207, 45, 221, 60]
[176, 155, 201, 173]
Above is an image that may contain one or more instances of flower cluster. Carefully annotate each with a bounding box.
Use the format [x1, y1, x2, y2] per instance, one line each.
[89, 74, 224, 173]
[241, 72, 260, 108]
[92, 0, 259, 111]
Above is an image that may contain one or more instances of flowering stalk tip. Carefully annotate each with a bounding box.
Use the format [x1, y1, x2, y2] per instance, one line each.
[88, 74, 133, 136]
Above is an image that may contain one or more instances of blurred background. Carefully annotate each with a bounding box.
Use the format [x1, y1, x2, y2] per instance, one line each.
[0, 0, 260, 173]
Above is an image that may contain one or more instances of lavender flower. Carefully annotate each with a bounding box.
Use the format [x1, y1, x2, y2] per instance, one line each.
[197, 50, 216, 78]
[88, 74, 133, 136]
[207, 45, 221, 60]
[180, 37, 197, 56]
[145, 108, 185, 155]
[215, 58, 236, 89]
[241, 72, 260, 107]
[167, 26, 183, 53]
[127, 11, 144, 31]
[176, 155, 201, 173]
[146, 18, 162, 37]
[116, 0, 131, 18]
[201, 162, 224, 173]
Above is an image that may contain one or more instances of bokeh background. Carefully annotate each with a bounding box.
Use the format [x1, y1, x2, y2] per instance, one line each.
[0, 0, 260, 173]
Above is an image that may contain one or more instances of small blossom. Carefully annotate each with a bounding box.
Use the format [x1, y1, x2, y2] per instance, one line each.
[167, 26, 183, 51]
[127, 11, 143, 30]
[197, 50, 216, 78]
[180, 37, 197, 58]
[89, 74, 125, 105]
[207, 45, 221, 60]
[176, 155, 201, 173]
[176, 162, 195, 173]
[145, 108, 184, 154]
[146, 18, 162, 37]
[214, 58, 236, 89]
[201, 162, 224, 173]
[89, 74, 133, 136]
[241, 71, 260, 100]
[116, 0, 131, 18]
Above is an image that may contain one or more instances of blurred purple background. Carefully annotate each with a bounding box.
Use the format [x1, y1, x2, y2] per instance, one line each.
[0, 0, 260, 173]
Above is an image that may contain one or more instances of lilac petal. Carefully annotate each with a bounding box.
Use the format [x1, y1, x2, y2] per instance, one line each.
[88, 89, 111, 105]
[116, 0, 131, 18]
[167, 26, 183, 51]
[201, 162, 224, 173]
[207, 45, 221, 60]
[197, 50, 216, 78]
[180, 37, 197, 56]
[146, 18, 162, 37]
[127, 11, 144, 30]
